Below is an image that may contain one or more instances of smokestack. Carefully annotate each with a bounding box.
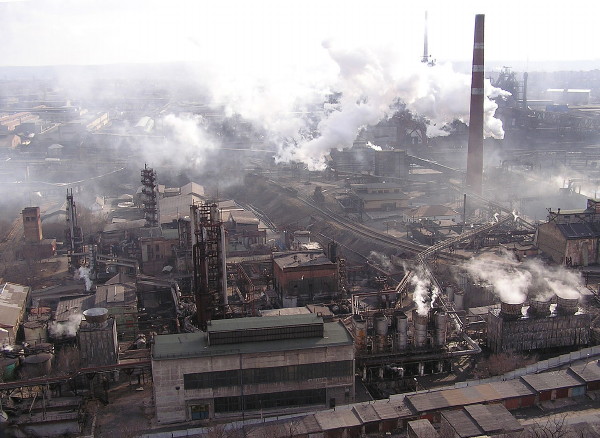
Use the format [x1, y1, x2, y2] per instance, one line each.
[466, 14, 485, 195]
[422, 11, 429, 63]
[522, 72, 529, 109]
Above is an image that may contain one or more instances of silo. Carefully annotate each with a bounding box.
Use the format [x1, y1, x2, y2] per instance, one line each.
[23, 321, 48, 345]
[394, 311, 408, 351]
[412, 310, 428, 348]
[374, 312, 388, 353]
[435, 312, 448, 347]
[454, 289, 465, 310]
[21, 353, 53, 378]
[352, 315, 367, 353]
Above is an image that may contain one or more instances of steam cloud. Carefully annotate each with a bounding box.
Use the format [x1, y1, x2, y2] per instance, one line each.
[75, 267, 92, 291]
[409, 265, 440, 316]
[368, 251, 393, 272]
[49, 314, 83, 338]
[201, 41, 510, 170]
[463, 249, 583, 304]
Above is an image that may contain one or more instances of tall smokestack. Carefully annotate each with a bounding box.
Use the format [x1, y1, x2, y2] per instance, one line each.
[422, 11, 429, 64]
[466, 14, 485, 195]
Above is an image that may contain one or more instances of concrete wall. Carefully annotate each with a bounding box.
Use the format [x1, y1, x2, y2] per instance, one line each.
[152, 344, 354, 424]
[536, 223, 567, 265]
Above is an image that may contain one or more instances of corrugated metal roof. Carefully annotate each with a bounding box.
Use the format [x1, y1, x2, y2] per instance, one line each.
[556, 222, 596, 239]
[522, 370, 585, 392]
[208, 314, 322, 333]
[0, 283, 29, 329]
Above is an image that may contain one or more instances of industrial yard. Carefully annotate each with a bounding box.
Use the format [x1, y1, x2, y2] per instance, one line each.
[0, 2, 599, 438]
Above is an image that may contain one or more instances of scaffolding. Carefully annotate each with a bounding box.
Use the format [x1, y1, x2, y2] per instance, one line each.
[191, 203, 227, 330]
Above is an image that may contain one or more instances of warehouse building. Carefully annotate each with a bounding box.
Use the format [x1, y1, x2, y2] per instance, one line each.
[151, 314, 354, 423]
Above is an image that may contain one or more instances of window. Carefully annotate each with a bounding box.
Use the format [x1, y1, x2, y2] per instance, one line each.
[214, 388, 326, 413]
[190, 404, 210, 420]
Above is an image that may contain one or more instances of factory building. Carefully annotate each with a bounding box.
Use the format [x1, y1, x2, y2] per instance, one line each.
[0, 282, 30, 344]
[151, 314, 354, 423]
[349, 183, 408, 212]
[272, 251, 338, 307]
[487, 298, 590, 353]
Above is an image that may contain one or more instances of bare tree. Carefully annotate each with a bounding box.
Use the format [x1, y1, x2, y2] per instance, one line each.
[474, 351, 537, 379]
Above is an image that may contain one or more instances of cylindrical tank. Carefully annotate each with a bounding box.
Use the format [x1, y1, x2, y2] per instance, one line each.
[394, 311, 408, 351]
[374, 313, 388, 336]
[352, 315, 367, 352]
[0, 358, 18, 381]
[500, 301, 524, 319]
[446, 286, 454, 304]
[83, 308, 108, 324]
[412, 310, 428, 348]
[556, 296, 579, 315]
[21, 353, 52, 378]
[528, 298, 552, 316]
[435, 312, 448, 347]
[23, 321, 48, 345]
[454, 289, 464, 310]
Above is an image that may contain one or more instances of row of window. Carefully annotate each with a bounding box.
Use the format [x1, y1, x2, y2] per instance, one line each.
[214, 388, 327, 413]
[183, 360, 353, 390]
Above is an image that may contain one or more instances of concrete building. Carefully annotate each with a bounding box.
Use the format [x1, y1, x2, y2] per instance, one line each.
[272, 251, 338, 307]
[0, 283, 30, 343]
[151, 314, 354, 423]
[349, 183, 408, 212]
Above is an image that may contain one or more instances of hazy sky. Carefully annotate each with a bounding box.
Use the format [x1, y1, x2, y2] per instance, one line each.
[0, 0, 598, 69]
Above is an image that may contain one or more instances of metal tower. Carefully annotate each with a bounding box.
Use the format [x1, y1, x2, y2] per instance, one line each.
[191, 202, 228, 330]
[65, 189, 84, 272]
[141, 164, 160, 228]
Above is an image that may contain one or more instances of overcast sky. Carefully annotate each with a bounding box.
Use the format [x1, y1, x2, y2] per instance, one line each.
[0, 0, 598, 70]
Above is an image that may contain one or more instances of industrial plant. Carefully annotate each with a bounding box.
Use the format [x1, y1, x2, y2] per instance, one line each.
[0, 6, 599, 438]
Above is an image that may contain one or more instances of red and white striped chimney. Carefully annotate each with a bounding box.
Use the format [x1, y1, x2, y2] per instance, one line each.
[466, 14, 485, 195]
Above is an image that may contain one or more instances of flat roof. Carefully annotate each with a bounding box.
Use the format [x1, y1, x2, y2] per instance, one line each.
[208, 314, 322, 333]
[152, 319, 353, 360]
[407, 380, 534, 413]
[273, 251, 334, 269]
[569, 360, 600, 383]
[522, 370, 585, 392]
[0, 283, 29, 329]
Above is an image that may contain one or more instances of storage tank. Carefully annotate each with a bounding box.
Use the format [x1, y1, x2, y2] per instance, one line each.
[435, 312, 448, 347]
[23, 321, 48, 345]
[374, 313, 388, 336]
[454, 289, 464, 310]
[352, 315, 367, 352]
[83, 308, 109, 324]
[0, 358, 18, 381]
[412, 310, 428, 348]
[394, 311, 408, 351]
[21, 353, 52, 378]
[500, 301, 524, 319]
[528, 298, 552, 316]
[556, 296, 579, 315]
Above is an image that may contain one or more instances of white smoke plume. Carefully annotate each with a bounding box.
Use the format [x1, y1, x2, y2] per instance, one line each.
[75, 266, 92, 291]
[462, 249, 583, 303]
[48, 313, 83, 338]
[202, 41, 509, 170]
[409, 265, 440, 316]
[368, 251, 393, 272]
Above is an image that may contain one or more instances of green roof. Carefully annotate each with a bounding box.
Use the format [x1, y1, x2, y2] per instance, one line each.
[152, 319, 353, 360]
